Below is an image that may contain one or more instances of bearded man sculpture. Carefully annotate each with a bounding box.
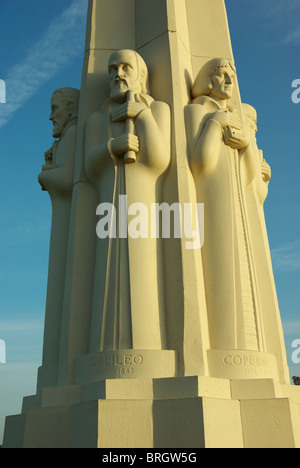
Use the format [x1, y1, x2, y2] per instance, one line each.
[84, 50, 172, 368]
[38, 87, 80, 388]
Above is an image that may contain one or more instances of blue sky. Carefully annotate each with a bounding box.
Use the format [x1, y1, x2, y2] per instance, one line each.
[0, 0, 300, 443]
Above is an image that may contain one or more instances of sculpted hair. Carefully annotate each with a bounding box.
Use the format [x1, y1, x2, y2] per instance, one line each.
[52, 87, 80, 120]
[191, 58, 236, 99]
[132, 50, 150, 95]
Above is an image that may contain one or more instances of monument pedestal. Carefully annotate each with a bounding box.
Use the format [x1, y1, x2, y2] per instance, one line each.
[4, 376, 300, 448]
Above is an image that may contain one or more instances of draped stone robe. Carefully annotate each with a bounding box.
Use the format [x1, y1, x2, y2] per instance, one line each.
[37, 123, 77, 388]
[185, 96, 264, 352]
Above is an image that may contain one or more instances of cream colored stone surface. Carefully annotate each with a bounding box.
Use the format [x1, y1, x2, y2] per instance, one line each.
[21, 394, 41, 413]
[70, 399, 154, 448]
[241, 398, 300, 449]
[202, 397, 244, 449]
[207, 349, 279, 380]
[4, 375, 300, 448]
[153, 375, 231, 400]
[231, 378, 282, 400]
[281, 384, 300, 404]
[41, 385, 82, 408]
[23, 406, 71, 449]
[2, 414, 26, 449]
[3, 0, 300, 449]
[81, 378, 154, 402]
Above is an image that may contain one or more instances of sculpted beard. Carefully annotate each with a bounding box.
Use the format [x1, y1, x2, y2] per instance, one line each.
[52, 107, 72, 138]
[52, 120, 64, 138]
[110, 78, 132, 103]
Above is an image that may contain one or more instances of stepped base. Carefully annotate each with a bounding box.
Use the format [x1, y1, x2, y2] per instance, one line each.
[3, 376, 300, 448]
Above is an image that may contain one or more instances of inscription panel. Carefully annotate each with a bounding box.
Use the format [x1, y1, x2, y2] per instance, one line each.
[74, 349, 177, 384]
[90, 352, 144, 379]
[208, 349, 279, 380]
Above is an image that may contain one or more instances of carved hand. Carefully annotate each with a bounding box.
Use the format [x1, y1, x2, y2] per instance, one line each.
[212, 109, 242, 131]
[110, 101, 147, 122]
[38, 171, 47, 191]
[223, 127, 249, 150]
[261, 160, 271, 182]
[44, 147, 53, 163]
[110, 133, 140, 157]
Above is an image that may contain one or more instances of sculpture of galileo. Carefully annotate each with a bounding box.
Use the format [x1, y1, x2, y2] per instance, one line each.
[37, 87, 80, 388]
[85, 50, 171, 353]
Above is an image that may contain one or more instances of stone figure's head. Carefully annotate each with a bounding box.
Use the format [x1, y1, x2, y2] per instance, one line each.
[49, 87, 80, 139]
[192, 58, 236, 102]
[108, 49, 150, 103]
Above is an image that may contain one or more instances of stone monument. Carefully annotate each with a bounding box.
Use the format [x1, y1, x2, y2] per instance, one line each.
[3, 0, 300, 448]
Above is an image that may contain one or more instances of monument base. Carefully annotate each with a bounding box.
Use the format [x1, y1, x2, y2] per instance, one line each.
[3, 375, 300, 448]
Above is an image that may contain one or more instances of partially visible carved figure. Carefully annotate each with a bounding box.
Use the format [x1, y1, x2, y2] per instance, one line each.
[37, 87, 79, 388]
[242, 103, 271, 205]
[239, 102, 288, 375]
[39, 88, 79, 186]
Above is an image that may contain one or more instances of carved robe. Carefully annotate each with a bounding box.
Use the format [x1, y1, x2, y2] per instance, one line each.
[185, 96, 264, 351]
[37, 123, 77, 387]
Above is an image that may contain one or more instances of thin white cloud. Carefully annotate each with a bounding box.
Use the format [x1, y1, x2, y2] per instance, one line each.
[0, 319, 44, 334]
[271, 241, 300, 273]
[283, 27, 300, 46]
[1, 219, 51, 245]
[253, 0, 300, 17]
[0, 0, 88, 128]
[249, 0, 300, 46]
